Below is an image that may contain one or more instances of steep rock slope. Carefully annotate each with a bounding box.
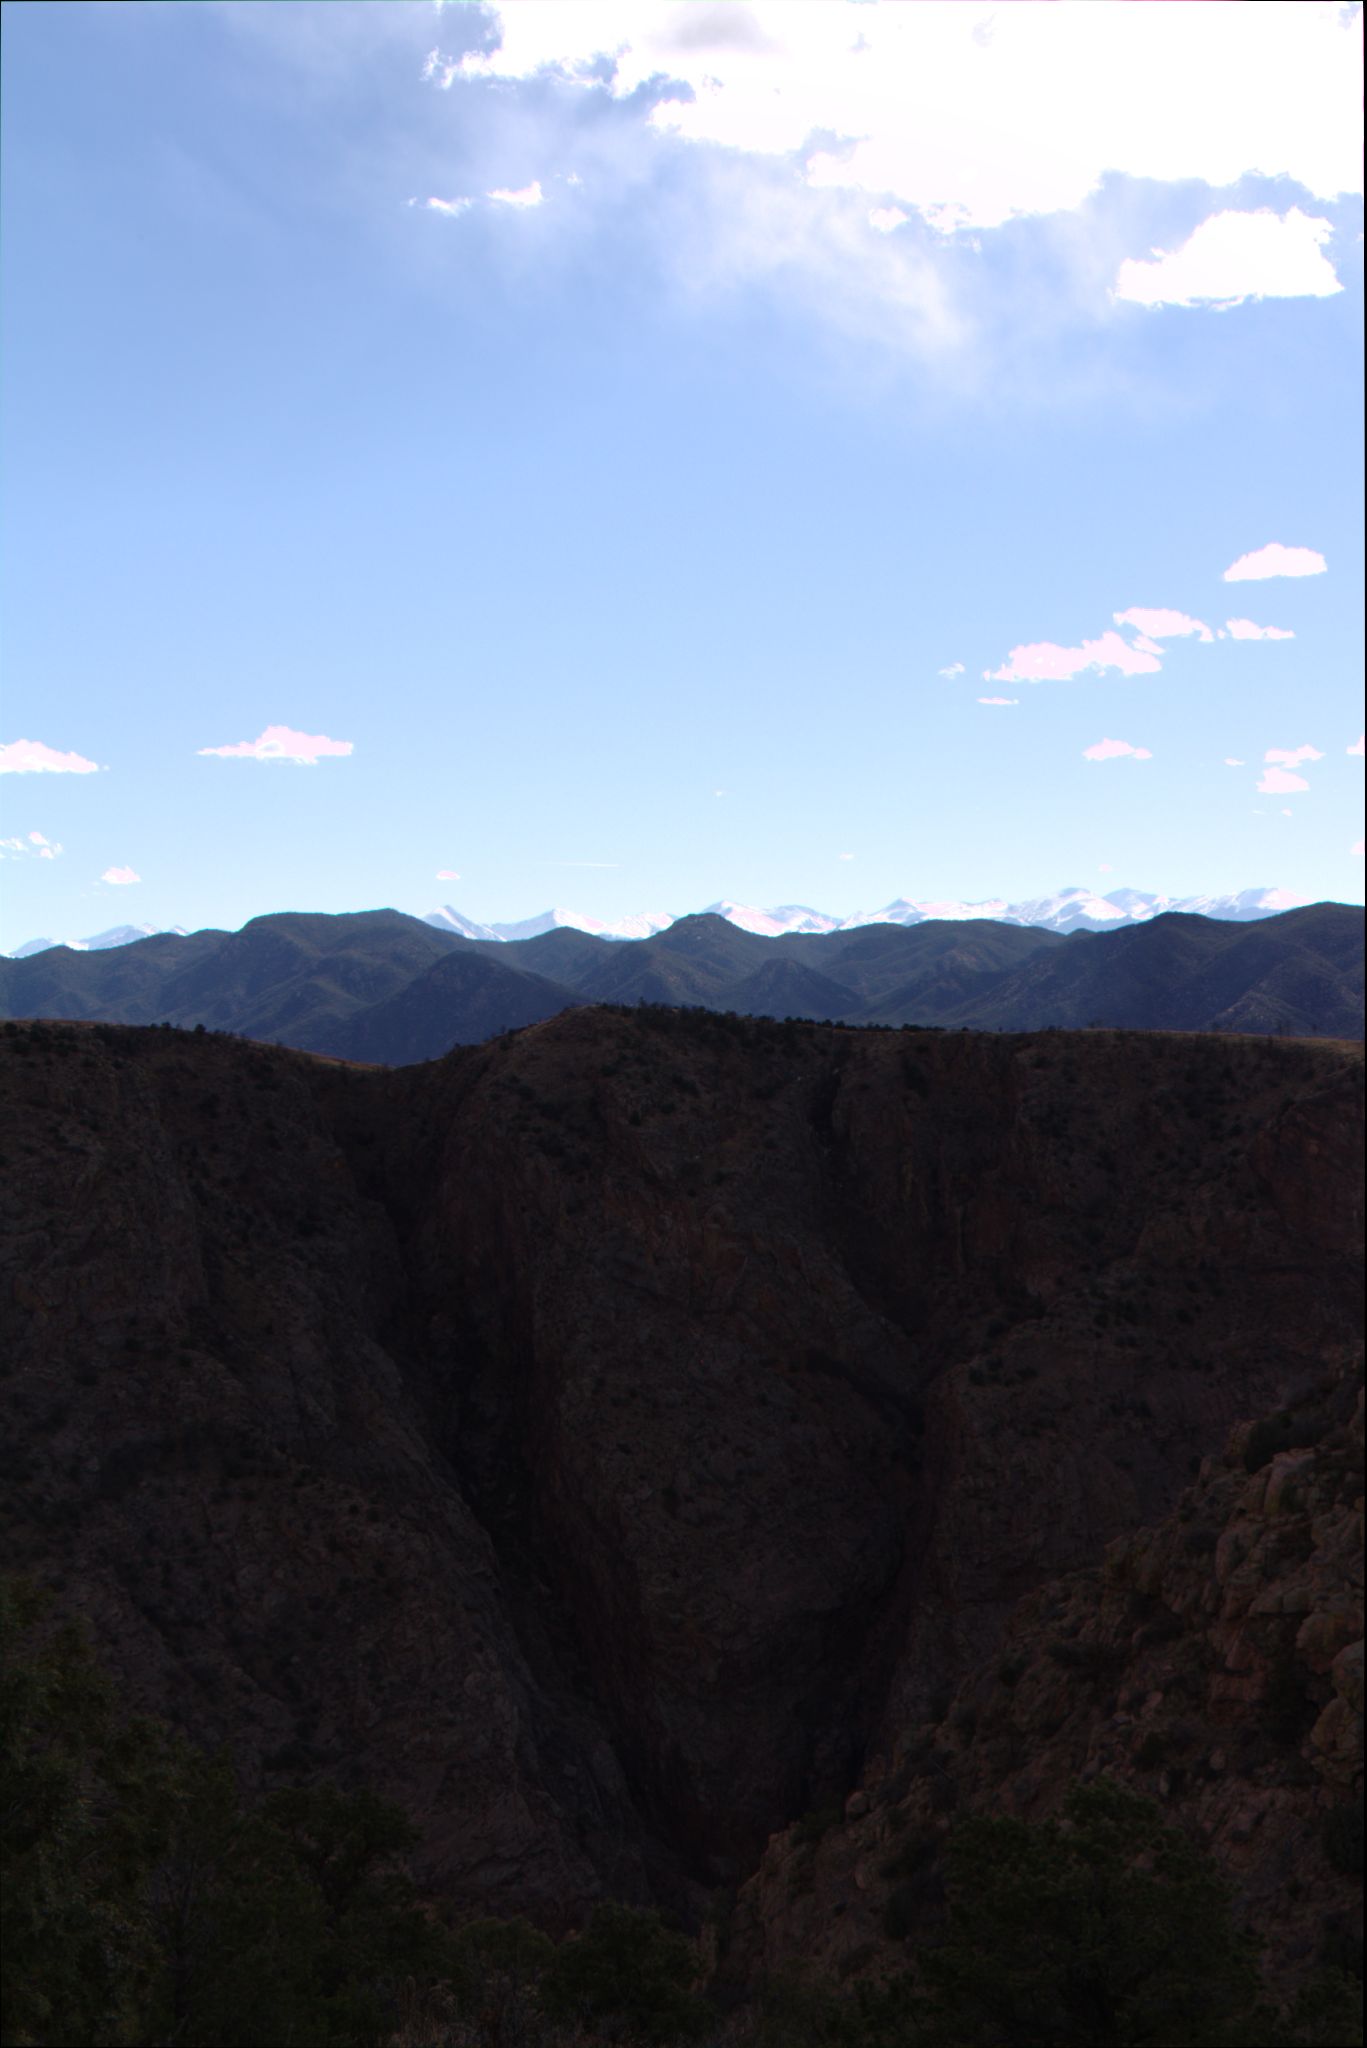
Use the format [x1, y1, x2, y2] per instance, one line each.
[722, 1360, 1363, 2002]
[0, 1011, 1361, 1944]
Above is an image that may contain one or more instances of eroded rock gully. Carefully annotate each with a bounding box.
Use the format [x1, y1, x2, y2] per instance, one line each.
[1, 1009, 1360, 1949]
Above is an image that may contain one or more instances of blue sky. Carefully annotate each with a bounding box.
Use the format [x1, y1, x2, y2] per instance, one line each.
[2, 0, 1363, 948]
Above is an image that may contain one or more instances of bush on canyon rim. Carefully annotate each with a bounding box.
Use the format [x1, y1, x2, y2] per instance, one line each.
[913, 1776, 1360, 2048]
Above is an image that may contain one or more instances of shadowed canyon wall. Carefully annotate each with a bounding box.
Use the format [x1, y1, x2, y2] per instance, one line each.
[1, 1009, 1361, 1942]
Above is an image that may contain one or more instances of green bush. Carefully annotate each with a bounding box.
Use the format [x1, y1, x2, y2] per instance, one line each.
[0, 1575, 445, 2048]
[538, 1901, 712, 2043]
[917, 1777, 1266, 2047]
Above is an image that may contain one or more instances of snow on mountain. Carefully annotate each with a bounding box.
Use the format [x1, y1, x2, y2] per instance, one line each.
[425, 906, 505, 942]
[8, 890, 1323, 961]
[6, 923, 188, 959]
[701, 901, 842, 937]
[424, 906, 677, 943]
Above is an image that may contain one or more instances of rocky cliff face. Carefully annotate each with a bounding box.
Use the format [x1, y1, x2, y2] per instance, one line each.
[720, 1364, 1363, 2002]
[1, 1010, 1361, 1970]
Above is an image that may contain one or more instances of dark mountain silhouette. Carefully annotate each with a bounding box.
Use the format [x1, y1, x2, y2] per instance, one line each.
[0, 901, 1360, 1054]
[332, 949, 586, 1064]
[948, 903, 1363, 1035]
[1, 1009, 1360, 2011]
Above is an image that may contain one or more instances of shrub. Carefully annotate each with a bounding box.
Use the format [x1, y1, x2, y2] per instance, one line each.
[538, 1901, 712, 2042]
[793, 1801, 843, 1847]
[919, 1778, 1265, 2047]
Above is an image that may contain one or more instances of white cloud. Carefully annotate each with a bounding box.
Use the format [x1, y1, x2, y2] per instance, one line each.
[1353, 838, 1365, 857]
[423, 195, 472, 217]
[990, 629, 1162, 683]
[977, 696, 1017, 706]
[1224, 757, 1246, 767]
[0, 830, 63, 861]
[867, 206, 908, 235]
[837, 851, 855, 860]
[436, 869, 461, 880]
[1348, 733, 1365, 756]
[488, 181, 544, 208]
[1083, 738, 1152, 761]
[197, 724, 354, 765]
[101, 866, 140, 886]
[0, 738, 101, 774]
[1113, 207, 1343, 309]
[1113, 607, 1213, 643]
[447, 4, 1362, 233]
[1265, 744, 1324, 768]
[1257, 765, 1309, 794]
[1223, 542, 1327, 581]
[937, 662, 965, 678]
[1225, 618, 1295, 640]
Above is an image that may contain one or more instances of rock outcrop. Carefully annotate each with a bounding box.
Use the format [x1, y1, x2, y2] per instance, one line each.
[720, 1360, 1363, 2000]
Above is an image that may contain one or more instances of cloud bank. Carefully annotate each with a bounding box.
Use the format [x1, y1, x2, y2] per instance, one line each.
[443, 3, 1362, 235]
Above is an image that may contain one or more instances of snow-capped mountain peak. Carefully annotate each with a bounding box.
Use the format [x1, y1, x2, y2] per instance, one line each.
[6, 889, 1322, 961]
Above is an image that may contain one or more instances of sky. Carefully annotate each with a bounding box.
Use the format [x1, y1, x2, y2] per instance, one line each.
[1, 0, 1363, 950]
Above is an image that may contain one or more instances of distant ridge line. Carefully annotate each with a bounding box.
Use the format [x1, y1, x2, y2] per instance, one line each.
[8, 882, 1329, 960]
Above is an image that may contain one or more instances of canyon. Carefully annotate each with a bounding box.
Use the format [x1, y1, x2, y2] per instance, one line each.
[1, 1006, 1361, 2009]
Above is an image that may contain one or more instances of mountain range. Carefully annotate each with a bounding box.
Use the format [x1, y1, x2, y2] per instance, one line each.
[0, 900, 1360, 1058]
[6, 882, 1321, 958]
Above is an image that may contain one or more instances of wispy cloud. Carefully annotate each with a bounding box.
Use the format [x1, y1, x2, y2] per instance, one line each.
[420, 195, 473, 217]
[1224, 757, 1246, 767]
[937, 662, 965, 679]
[1113, 208, 1342, 310]
[1113, 607, 1212, 643]
[553, 860, 619, 869]
[1223, 543, 1327, 581]
[977, 696, 1017, 706]
[488, 181, 543, 209]
[0, 830, 63, 860]
[1083, 738, 1152, 762]
[436, 868, 461, 881]
[1225, 618, 1294, 641]
[100, 866, 140, 886]
[990, 630, 1161, 684]
[1348, 734, 1365, 757]
[197, 724, 354, 765]
[0, 738, 101, 774]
